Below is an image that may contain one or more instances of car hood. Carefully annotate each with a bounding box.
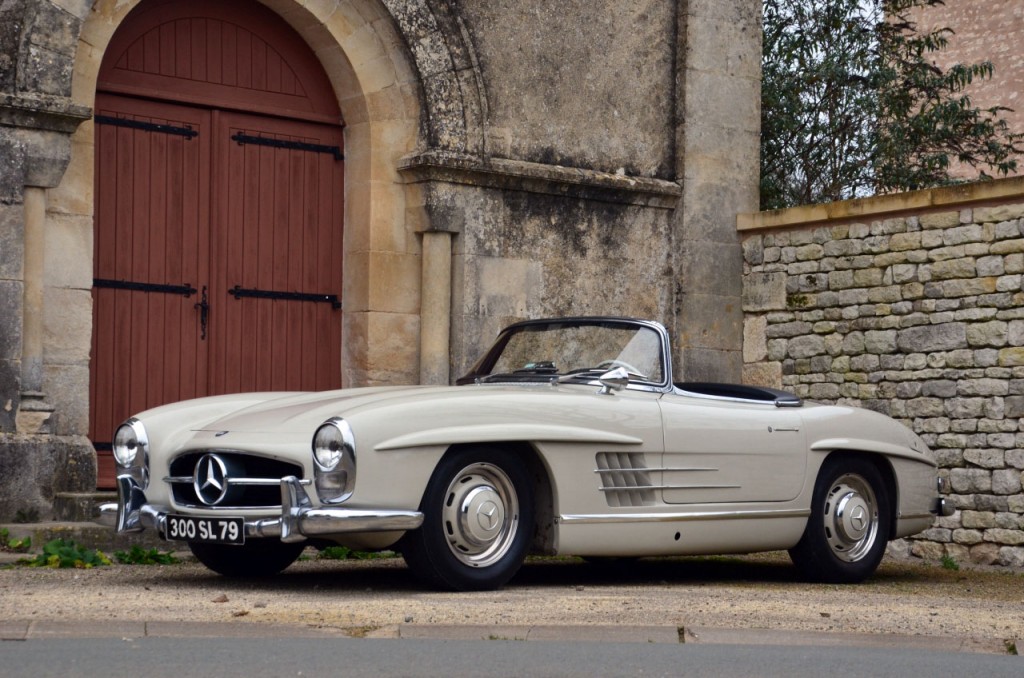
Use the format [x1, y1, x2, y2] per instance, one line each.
[192, 385, 455, 433]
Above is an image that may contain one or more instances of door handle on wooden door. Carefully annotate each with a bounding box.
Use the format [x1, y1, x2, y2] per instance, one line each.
[195, 286, 209, 340]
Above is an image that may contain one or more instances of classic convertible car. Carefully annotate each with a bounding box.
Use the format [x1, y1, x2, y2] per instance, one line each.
[98, 317, 952, 590]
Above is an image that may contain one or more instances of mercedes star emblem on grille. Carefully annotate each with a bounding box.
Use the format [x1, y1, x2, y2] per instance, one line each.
[193, 454, 230, 505]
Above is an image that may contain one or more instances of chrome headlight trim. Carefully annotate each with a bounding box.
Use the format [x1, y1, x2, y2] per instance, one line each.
[312, 417, 356, 504]
[113, 418, 147, 468]
[112, 417, 150, 490]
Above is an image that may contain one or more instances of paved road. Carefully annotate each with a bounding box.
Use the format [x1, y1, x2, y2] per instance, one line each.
[2, 636, 1023, 678]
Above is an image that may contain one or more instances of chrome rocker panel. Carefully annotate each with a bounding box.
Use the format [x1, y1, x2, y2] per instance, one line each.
[96, 475, 424, 543]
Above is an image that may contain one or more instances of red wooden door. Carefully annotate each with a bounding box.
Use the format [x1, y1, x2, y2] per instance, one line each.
[91, 94, 212, 483]
[91, 0, 345, 487]
[208, 112, 344, 394]
[91, 105, 345, 485]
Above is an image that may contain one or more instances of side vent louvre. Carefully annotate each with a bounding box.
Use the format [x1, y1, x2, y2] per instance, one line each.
[595, 452, 656, 507]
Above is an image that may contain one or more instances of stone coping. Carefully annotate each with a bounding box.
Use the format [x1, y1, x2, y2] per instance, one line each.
[0, 93, 92, 133]
[399, 150, 682, 210]
[738, 176, 1024, 233]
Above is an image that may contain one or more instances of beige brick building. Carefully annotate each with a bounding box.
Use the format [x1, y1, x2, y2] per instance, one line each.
[914, 0, 1024, 178]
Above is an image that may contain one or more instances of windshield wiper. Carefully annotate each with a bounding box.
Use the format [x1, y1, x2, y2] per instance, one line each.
[557, 365, 647, 383]
[477, 369, 558, 384]
[556, 368, 604, 383]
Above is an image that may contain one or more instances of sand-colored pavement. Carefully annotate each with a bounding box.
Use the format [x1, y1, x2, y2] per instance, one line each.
[1, 551, 1022, 654]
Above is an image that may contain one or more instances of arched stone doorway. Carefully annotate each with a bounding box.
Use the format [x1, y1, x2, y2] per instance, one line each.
[89, 0, 346, 485]
[48, 0, 469, 489]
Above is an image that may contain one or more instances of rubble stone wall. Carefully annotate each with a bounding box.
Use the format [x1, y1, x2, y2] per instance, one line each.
[740, 180, 1024, 568]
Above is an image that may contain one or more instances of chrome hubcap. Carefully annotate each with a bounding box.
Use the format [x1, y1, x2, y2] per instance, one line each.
[823, 473, 879, 562]
[442, 463, 519, 568]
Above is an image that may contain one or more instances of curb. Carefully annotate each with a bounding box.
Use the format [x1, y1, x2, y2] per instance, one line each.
[1, 620, 1018, 655]
[399, 624, 679, 644]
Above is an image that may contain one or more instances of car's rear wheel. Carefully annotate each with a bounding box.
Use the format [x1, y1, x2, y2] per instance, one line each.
[189, 539, 306, 577]
[402, 446, 534, 591]
[789, 454, 890, 583]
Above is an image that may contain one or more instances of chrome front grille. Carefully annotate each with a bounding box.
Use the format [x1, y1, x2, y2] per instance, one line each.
[595, 452, 656, 507]
[166, 451, 304, 509]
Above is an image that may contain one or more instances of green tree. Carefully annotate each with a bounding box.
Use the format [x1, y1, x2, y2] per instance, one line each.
[761, 0, 1024, 211]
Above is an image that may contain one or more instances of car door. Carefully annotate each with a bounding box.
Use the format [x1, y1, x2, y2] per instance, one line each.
[658, 392, 807, 504]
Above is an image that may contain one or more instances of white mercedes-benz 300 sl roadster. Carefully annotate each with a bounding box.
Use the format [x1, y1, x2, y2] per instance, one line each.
[98, 316, 952, 590]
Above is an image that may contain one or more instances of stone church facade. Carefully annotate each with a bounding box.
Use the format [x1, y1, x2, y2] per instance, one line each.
[0, 0, 760, 519]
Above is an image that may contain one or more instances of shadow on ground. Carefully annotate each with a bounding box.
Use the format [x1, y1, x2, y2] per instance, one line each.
[151, 551, 940, 595]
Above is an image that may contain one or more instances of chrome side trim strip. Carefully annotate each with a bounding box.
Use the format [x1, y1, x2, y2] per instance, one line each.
[598, 484, 742, 492]
[594, 467, 718, 474]
[558, 508, 811, 525]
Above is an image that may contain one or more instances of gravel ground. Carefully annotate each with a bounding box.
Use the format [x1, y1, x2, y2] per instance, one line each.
[2, 550, 1023, 644]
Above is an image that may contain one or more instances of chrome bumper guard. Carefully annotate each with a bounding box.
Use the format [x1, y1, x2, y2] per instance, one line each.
[96, 475, 423, 543]
[931, 496, 955, 517]
[930, 477, 955, 517]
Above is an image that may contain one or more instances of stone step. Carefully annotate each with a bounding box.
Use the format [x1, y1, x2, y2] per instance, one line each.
[1, 521, 166, 553]
[52, 492, 116, 522]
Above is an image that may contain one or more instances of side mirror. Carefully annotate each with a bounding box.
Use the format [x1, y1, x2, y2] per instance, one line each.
[597, 366, 629, 395]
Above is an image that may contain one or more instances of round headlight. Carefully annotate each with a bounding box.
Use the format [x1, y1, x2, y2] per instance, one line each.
[112, 418, 147, 467]
[312, 418, 356, 504]
[313, 422, 344, 470]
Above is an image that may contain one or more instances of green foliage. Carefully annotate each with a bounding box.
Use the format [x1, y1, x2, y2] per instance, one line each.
[114, 545, 178, 565]
[761, 0, 1024, 210]
[318, 545, 354, 560]
[940, 554, 960, 571]
[20, 539, 111, 569]
[317, 546, 393, 561]
[0, 528, 31, 553]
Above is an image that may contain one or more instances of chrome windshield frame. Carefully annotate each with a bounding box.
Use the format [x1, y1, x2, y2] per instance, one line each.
[457, 316, 675, 393]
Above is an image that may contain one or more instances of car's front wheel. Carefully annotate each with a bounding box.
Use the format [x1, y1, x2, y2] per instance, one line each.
[401, 446, 534, 591]
[189, 539, 306, 577]
[789, 454, 891, 584]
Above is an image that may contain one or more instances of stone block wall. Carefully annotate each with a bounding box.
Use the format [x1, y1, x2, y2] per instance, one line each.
[741, 186, 1024, 568]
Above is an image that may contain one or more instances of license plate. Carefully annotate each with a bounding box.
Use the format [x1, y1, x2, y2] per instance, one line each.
[163, 515, 245, 544]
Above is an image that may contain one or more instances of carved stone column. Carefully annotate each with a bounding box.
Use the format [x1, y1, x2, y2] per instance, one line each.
[16, 185, 53, 433]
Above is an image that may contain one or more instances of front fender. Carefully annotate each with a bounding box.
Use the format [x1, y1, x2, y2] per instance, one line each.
[809, 438, 936, 467]
[374, 424, 643, 451]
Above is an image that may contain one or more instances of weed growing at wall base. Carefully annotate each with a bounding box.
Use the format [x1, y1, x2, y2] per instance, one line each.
[0, 528, 31, 553]
[114, 545, 177, 565]
[18, 539, 111, 569]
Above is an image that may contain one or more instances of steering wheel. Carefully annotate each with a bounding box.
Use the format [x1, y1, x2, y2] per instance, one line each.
[595, 359, 647, 380]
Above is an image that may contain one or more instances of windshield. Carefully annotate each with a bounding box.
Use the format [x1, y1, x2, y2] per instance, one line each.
[462, 320, 666, 385]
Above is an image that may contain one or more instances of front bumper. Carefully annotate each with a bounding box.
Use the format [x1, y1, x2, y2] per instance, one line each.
[96, 475, 423, 543]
